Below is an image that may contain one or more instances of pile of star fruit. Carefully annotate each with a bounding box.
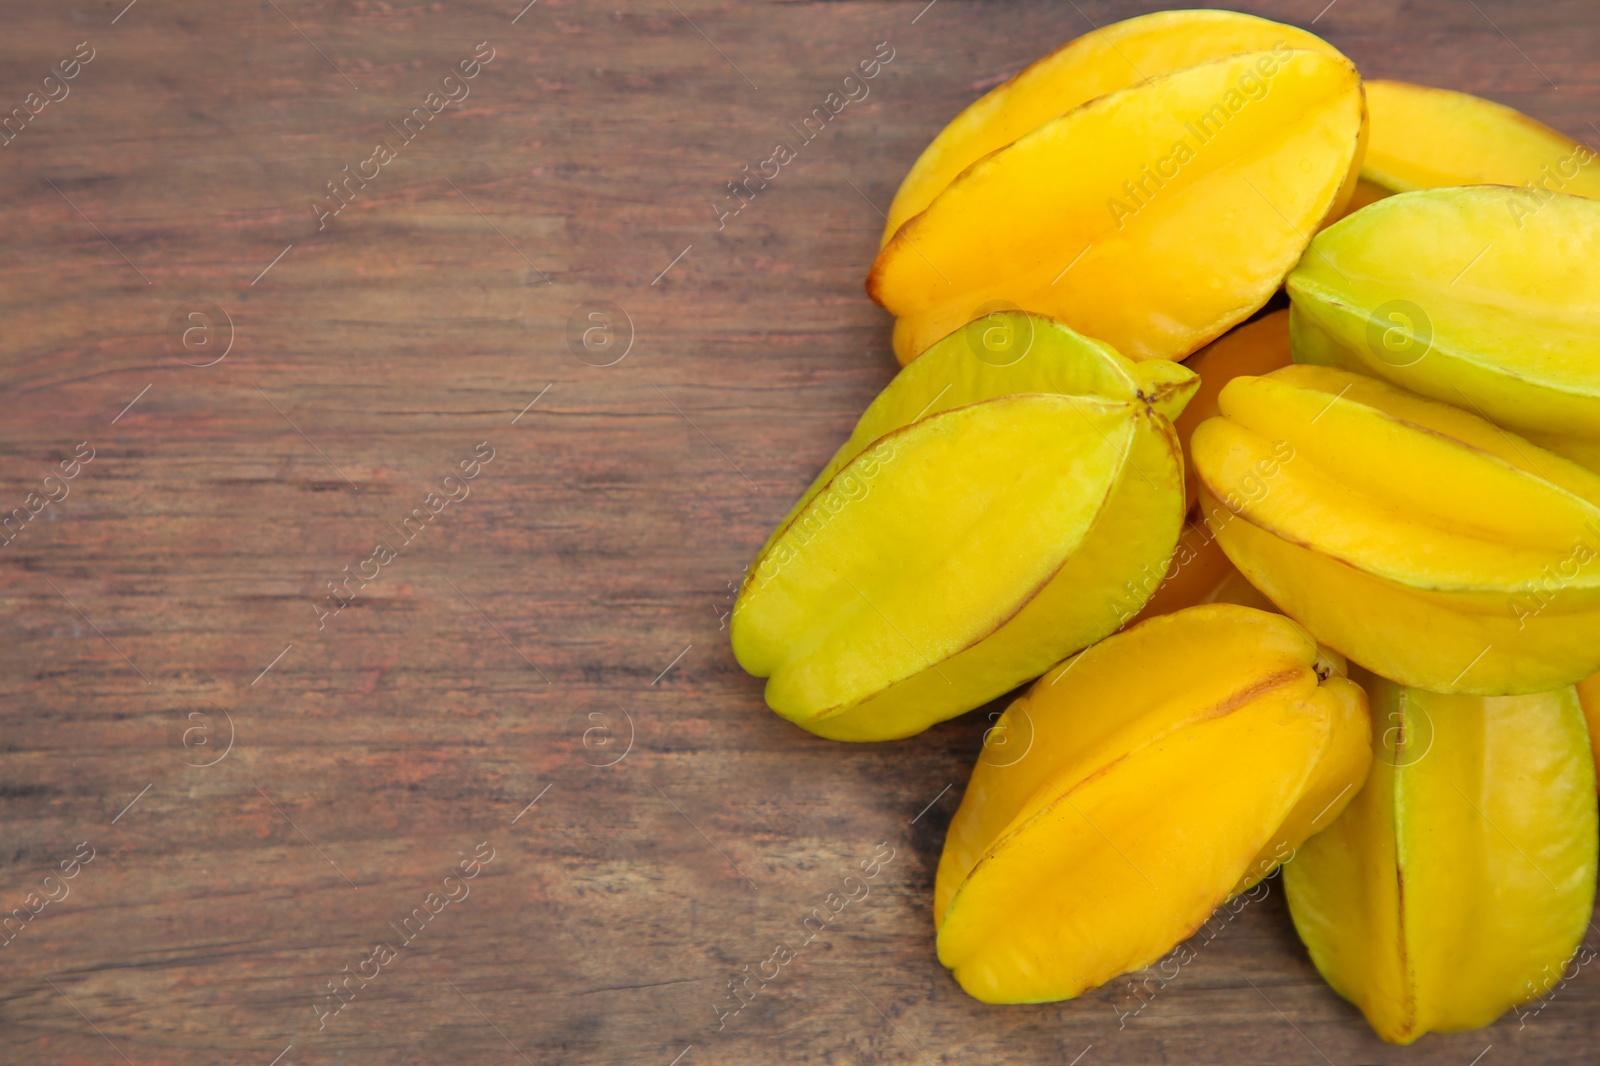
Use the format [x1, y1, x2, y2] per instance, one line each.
[730, 8, 1600, 1045]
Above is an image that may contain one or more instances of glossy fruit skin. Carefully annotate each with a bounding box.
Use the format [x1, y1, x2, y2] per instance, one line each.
[1361, 80, 1600, 197]
[754, 311, 1195, 565]
[1579, 673, 1600, 792]
[1338, 177, 1393, 217]
[1124, 518, 1236, 626]
[1284, 669, 1598, 1044]
[936, 604, 1369, 1003]
[881, 9, 1352, 244]
[1176, 308, 1291, 512]
[1289, 186, 1600, 471]
[1123, 514, 1276, 626]
[733, 316, 1195, 742]
[869, 49, 1366, 366]
[1193, 365, 1600, 695]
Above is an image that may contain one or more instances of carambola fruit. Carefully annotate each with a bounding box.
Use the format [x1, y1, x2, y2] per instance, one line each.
[1175, 308, 1291, 511]
[1580, 672, 1600, 792]
[1289, 186, 1600, 472]
[1338, 177, 1393, 218]
[1127, 515, 1274, 627]
[732, 313, 1196, 741]
[1192, 364, 1600, 695]
[880, 9, 1351, 243]
[1284, 669, 1598, 1044]
[1360, 80, 1600, 198]
[936, 604, 1370, 1002]
[1125, 518, 1236, 626]
[868, 49, 1366, 365]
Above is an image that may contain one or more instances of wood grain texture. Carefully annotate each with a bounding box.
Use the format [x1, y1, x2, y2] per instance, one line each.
[1, 0, 1597, 1062]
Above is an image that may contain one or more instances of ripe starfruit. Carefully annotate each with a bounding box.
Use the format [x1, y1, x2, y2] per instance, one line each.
[733, 313, 1195, 741]
[1580, 673, 1600, 792]
[1360, 80, 1600, 198]
[1192, 365, 1600, 695]
[1127, 515, 1274, 627]
[1175, 308, 1291, 511]
[881, 9, 1352, 243]
[1289, 186, 1600, 471]
[936, 604, 1370, 1002]
[1338, 177, 1393, 218]
[1284, 669, 1598, 1044]
[869, 49, 1366, 365]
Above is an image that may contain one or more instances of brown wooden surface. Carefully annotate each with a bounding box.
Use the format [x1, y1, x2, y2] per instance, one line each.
[2, 1, 1598, 1062]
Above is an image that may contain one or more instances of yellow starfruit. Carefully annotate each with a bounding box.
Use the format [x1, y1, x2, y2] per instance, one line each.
[881, 9, 1352, 243]
[936, 604, 1370, 1002]
[733, 314, 1195, 741]
[1289, 186, 1600, 472]
[1175, 308, 1291, 511]
[869, 49, 1366, 365]
[1285, 669, 1598, 1044]
[1192, 365, 1600, 695]
[1361, 80, 1600, 198]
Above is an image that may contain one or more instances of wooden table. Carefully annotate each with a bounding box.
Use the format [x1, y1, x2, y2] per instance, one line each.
[2, 0, 1596, 1062]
